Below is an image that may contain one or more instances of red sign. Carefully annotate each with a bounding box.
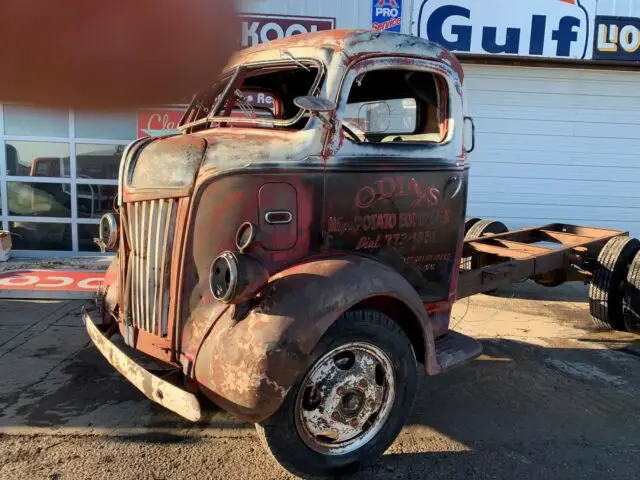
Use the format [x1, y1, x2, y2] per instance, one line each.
[240, 14, 336, 47]
[0, 270, 105, 292]
[137, 109, 184, 138]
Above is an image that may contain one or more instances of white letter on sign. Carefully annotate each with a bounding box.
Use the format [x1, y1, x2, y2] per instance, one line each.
[260, 22, 285, 43]
[242, 21, 260, 47]
[38, 276, 74, 288]
[286, 24, 308, 36]
[77, 278, 104, 290]
[0, 275, 39, 286]
[597, 24, 618, 52]
[620, 25, 640, 52]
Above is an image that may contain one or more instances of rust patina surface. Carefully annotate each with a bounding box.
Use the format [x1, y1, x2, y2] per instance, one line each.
[93, 29, 469, 422]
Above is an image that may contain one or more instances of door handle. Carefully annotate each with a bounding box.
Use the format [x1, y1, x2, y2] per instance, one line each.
[265, 210, 293, 225]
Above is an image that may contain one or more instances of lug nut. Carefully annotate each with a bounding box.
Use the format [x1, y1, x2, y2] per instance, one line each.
[359, 379, 368, 389]
[337, 387, 345, 396]
[350, 419, 359, 428]
[331, 412, 340, 421]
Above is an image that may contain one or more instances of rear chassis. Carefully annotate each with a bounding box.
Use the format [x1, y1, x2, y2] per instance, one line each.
[458, 222, 626, 298]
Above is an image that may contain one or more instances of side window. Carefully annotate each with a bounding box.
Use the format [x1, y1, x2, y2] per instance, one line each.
[341, 68, 449, 144]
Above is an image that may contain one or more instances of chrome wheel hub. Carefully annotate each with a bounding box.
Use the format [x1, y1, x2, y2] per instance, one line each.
[295, 341, 396, 455]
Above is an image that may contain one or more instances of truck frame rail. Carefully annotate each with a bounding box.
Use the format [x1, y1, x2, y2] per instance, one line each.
[457, 222, 626, 299]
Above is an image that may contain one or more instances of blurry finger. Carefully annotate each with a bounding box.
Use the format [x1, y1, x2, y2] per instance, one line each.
[0, 0, 240, 109]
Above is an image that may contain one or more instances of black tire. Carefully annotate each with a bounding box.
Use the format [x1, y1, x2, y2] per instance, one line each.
[460, 219, 509, 271]
[464, 217, 482, 236]
[255, 310, 418, 478]
[623, 250, 640, 333]
[589, 236, 640, 331]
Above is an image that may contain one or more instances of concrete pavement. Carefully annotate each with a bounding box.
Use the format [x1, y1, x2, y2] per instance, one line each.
[1, 282, 639, 479]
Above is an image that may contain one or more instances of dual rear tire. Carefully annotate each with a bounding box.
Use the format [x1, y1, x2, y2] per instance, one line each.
[589, 236, 640, 332]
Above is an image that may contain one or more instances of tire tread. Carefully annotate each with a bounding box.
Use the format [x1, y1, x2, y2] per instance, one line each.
[622, 250, 640, 333]
[589, 236, 640, 330]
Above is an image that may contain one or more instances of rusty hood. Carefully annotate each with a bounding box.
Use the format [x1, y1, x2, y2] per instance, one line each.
[126, 128, 322, 193]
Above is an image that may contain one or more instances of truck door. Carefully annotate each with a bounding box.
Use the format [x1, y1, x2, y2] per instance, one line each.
[323, 57, 468, 302]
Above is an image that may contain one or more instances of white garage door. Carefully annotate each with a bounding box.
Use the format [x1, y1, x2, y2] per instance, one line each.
[463, 64, 640, 237]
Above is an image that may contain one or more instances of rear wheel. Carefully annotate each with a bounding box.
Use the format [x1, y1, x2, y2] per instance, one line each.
[589, 236, 640, 331]
[255, 310, 417, 478]
[464, 217, 482, 236]
[460, 219, 509, 271]
[622, 250, 640, 333]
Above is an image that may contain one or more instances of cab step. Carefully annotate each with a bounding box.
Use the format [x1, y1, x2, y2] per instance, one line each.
[434, 330, 483, 373]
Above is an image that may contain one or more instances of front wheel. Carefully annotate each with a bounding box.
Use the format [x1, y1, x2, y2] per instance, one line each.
[256, 310, 418, 478]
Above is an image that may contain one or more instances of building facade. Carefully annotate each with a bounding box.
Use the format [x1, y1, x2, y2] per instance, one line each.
[1, 0, 639, 256]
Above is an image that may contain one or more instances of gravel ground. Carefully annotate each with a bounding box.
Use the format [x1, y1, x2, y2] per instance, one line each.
[1, 282, 639, 479]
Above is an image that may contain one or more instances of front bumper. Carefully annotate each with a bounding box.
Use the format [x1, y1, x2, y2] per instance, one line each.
[83, 307, 203, 422]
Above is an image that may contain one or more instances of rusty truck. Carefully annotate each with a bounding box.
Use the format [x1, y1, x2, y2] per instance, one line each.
[84, 29, 640, 478]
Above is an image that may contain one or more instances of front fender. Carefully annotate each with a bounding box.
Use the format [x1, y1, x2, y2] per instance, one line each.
[193, 255, 437, 423]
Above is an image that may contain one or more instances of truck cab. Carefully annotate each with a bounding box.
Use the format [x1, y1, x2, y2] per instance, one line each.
[85, 29, 480, 478]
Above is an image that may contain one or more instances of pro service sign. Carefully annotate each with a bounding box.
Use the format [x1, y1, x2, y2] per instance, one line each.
[593, 16, 640, 61]
[413, 0, 596, 60]
[372, 0, 403, 32]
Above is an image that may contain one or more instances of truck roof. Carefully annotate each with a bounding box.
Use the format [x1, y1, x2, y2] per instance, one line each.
[230, 29, 464, 80]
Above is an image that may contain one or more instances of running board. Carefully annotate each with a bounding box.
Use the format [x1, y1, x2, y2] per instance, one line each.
[433, 330, 483, 374]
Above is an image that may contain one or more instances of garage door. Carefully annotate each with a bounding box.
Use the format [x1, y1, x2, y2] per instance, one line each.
[463, 64, 640, 238]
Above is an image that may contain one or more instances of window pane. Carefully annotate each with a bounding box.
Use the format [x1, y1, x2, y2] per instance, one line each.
[9, 221, 71, 251]
[78, 223, 101, 252]
[4, 105, 69, 137]
[75, 111, 137, 140]
[5, 141, 70, 177]
[77, 184, 117, 219]
[7, 182, 72, 217]
[76, 143, 124, 180]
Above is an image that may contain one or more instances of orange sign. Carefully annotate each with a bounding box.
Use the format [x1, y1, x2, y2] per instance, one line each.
[137, 109, 184, 138]
[0, 270, 105, 291]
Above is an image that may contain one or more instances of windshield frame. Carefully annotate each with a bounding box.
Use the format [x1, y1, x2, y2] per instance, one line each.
[179, 57, 325, 133]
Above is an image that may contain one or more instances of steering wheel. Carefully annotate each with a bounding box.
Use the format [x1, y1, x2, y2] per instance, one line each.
[341, 123, 362, 144]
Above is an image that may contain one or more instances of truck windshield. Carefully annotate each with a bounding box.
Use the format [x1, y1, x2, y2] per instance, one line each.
[180, 57, 323, 132]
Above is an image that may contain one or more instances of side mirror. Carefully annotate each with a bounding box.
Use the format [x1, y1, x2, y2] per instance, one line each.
[294, 95, 336, 113]
[463, 116, 475, 153]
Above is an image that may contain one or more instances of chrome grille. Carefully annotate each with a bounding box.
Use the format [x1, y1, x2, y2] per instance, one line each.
[126, 199, 177, 336]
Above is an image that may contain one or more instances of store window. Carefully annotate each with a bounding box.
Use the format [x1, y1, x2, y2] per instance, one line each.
[0, 104, 142, 255]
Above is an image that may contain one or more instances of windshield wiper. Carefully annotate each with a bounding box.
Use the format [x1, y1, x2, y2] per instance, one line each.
[278, 49, 310, 71]
[232, 89, 256, 118]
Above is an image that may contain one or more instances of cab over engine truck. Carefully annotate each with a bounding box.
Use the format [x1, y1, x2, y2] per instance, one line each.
[85, 29, 640, 478]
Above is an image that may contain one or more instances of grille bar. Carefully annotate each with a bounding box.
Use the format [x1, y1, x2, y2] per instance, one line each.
[126, 199, 177, 337]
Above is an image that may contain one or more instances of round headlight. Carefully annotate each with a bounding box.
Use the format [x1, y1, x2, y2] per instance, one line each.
[99, 213, 119, 250]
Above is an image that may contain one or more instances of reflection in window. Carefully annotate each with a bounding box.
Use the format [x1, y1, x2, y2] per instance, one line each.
[342, 69, 447, 144]
[9, 222, 71, 251]
[7, 182, 71, 217]
[78, 223, 101, 252]
[76, 184, 118, 218]
[75, 111, 137, 140]
[76, 144, 124, 180]
[4, 105, 69, 137]
[5, 141, 70, 177]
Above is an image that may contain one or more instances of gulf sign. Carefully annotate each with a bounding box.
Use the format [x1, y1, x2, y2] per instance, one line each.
[372, 0, 403, 33]
[414, 0, 596, 59]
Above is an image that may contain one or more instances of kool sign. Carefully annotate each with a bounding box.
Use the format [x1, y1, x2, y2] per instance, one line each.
[414, 0, 596, 59]
[241, 14, 336, 47]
